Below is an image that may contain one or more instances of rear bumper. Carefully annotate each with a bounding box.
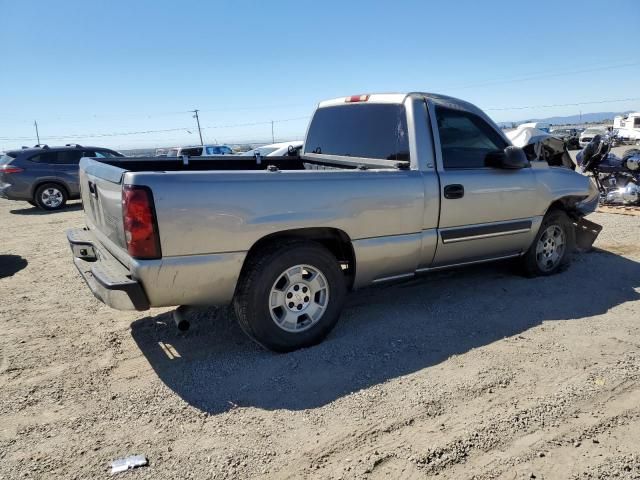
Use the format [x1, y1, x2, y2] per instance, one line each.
[0, 182, 30, 201]
[68, 226, 247, 310]
[67, 227, 150, 310]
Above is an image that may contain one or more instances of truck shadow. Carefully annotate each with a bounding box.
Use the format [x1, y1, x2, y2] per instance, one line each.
[130, 248, 640, 415]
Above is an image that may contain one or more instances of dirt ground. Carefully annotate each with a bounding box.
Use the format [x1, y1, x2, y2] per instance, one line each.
[1, 197, 639, 480]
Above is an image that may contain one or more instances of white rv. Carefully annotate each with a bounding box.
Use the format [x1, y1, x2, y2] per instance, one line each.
[613, 113, 640, 144]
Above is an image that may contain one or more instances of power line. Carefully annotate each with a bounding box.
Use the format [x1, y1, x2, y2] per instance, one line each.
[0, 116, 311, 142]
[2, 91, 640, 144]
[484, 97, 640, 111]
[0, 103, 311, 125]
[447, 61, 640, 91]
[200, 116, 309, 130]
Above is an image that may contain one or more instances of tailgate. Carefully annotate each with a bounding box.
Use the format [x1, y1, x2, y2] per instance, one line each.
[79, 158, 128, 253]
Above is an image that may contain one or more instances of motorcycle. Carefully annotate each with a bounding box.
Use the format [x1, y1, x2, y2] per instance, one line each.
[576, 135, 640, 206]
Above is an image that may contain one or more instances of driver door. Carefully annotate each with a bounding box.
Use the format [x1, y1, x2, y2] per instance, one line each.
[429, 104, 541, 267]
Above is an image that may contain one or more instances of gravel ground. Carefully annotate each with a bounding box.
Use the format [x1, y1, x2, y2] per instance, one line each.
[0, 197, 639, 480]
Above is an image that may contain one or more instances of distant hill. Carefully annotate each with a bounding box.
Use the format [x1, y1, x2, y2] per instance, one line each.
[497, 111, 634, 128]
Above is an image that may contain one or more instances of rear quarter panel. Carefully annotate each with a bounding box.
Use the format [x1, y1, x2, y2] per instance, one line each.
[124, 169, 426, 258]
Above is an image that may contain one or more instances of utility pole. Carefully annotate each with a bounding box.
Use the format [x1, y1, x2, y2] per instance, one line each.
[191, 109, 204, 145]
[34, 120, 40, 144]
[271, 120, 275, 143]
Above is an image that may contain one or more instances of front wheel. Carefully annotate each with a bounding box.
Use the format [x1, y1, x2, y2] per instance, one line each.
[233, 241, 346, 352]
[520, 210, 575, 277]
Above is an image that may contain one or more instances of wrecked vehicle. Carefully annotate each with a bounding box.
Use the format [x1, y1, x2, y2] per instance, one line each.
[68, 92, 601, 351]
[506, 126, 576, 169]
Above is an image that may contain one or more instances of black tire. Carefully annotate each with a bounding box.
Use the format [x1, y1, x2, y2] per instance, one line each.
[233, 240, 346, 352]
[34, 183, 67, 211]
[520, 210, 576, 277]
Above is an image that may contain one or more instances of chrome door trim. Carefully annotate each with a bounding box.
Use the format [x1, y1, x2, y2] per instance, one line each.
[440, 219, 533, 244]
[442, 228, 531, 244]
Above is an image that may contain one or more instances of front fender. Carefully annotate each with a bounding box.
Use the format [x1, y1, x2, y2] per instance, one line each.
[532, 167, 596, 215]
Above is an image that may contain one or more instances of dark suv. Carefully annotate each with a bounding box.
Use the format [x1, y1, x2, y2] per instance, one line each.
[0, 144, 123, 210]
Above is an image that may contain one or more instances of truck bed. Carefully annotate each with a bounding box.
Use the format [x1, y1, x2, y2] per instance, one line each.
[94, 154, 409, 172]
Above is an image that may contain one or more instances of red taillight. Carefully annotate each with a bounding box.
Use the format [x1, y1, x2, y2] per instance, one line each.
[122, 185, 161, 259]
[0, 165, 23, 174]
[345, 94, 370, 103]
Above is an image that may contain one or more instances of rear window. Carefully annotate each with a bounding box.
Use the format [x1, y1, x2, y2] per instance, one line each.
[1, 152, 17, 164]
[205, 146, 233, 155]
[181, 147, 203, 156]
[304, 104, 409, 161]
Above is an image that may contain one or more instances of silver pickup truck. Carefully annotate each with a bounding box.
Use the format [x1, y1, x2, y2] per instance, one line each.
[67, 92, 600, 351]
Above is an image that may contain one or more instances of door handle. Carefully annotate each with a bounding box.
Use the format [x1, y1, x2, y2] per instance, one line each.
[443, 184, 464, 199]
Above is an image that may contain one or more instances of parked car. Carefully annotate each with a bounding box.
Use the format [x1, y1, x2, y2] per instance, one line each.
[241, 141, 304, 157]
[579, 127, 606, 148]
[0, 144, 123, 210]
[67, 92, 599, 352]
[550, 128, 580, 150]
[165, 144, 234, 157]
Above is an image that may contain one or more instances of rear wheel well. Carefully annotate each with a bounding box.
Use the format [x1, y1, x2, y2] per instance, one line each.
[241, 228, 356, 290]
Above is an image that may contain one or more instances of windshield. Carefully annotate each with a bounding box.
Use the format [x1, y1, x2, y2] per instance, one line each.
[205, 146, 233, 155]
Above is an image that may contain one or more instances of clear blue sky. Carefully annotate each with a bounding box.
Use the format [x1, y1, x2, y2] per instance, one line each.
[1, 0, 639, 150]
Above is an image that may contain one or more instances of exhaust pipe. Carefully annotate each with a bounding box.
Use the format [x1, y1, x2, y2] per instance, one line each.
[173, 305, 192, 331]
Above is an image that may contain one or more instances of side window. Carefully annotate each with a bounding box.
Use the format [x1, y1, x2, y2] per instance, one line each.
[93, 150, 118, 158]
[82, 151, 97, 157]
[435, 106, 507, 169]
[634, 117, 640, 129]
[31, 152, 59, 164]
[57, 151, 82, 164]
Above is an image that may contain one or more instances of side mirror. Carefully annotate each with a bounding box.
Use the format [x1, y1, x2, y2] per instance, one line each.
[485, 146, 529, 169]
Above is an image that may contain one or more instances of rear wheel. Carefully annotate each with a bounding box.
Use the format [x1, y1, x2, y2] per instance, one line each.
[34, 183, 67, 211]
[520, 210, 575, 277]
[233, 241, 346, 352]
